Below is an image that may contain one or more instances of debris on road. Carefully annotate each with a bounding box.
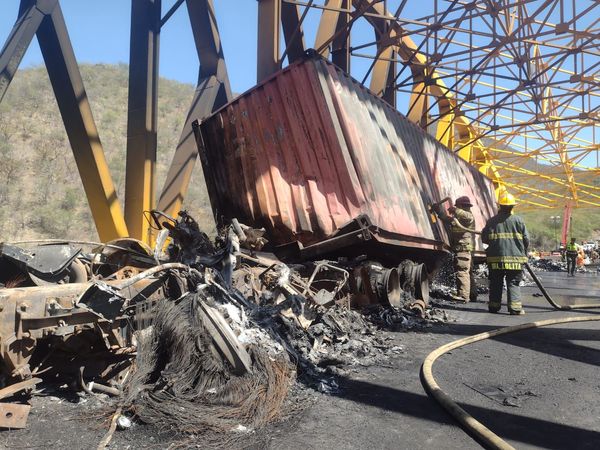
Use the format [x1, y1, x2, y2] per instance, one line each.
[528, 258, 566, 272]
[120, 290, 294, 444]
[0, 211, 445, 440]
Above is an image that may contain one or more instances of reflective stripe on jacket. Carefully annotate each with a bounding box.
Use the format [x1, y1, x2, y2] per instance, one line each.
[482, 212, 529, 270]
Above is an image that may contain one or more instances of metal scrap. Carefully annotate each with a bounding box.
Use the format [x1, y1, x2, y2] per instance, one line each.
[529, 258, 566, 272]
[0, 378, 41, 400]
[0, 402, 31, 429]
[0, 210, 445, 436]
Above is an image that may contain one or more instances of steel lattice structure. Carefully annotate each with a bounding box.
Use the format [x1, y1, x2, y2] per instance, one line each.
[1, 0, 598, 244]
[271, 0, 600, 210]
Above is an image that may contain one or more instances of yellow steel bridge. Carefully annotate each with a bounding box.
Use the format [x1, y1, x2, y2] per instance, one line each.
[1, 0, 598, 243]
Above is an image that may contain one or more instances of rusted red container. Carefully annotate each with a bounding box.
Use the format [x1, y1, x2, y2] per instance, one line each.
[195, 57, 496, 260]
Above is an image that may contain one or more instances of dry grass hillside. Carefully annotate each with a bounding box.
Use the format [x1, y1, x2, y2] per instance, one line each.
[0, 64, 213, 241]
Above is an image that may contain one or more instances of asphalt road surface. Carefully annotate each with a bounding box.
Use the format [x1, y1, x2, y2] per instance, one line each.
[264, 270, 600, 450]
[3, 270, 599, 449]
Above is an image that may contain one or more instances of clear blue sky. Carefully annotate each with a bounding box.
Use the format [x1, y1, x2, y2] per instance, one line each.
[0, 0, 379, 93]
[1, 0, 597, 171]
[0, 0, 264, 93]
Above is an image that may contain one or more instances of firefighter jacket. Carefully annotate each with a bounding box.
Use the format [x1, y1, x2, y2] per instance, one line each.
[440, 207, 475, 252]
[566, 242, 578, 257]
[482, 211, 529, 270]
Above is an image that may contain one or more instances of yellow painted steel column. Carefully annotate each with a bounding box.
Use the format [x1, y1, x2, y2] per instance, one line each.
[454, 116, 474, 162]
[370, 45, 395, 98]
[158, 0, 232, 219]
[454, 115, 502, 186]
[36, 2, 128, 242]
[407, 72, 430, 128]
[257, 0, 281, 82]
[125, 0, 161, 244]
[436, 98, 456, 149]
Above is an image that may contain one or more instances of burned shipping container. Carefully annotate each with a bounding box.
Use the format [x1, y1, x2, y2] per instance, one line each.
[194, 56, 497, 266]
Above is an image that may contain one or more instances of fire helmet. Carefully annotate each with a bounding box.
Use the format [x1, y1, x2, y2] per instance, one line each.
[497, 191, 517, 206]
[454, 196, 473, 207]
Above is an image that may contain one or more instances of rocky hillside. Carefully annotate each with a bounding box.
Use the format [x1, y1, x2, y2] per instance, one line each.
[0, 64, 213, 241]
[520, 208, 600, 250]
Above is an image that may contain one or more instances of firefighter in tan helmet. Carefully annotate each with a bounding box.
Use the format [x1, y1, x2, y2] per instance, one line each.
[437, 196, 477, 302]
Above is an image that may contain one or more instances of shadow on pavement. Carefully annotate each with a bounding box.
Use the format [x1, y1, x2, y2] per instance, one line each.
[335, 376, 600, 450]
[420, 321, 600, 367]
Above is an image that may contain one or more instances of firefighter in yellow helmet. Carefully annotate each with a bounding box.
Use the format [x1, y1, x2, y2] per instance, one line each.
[481, 192, 529, 315]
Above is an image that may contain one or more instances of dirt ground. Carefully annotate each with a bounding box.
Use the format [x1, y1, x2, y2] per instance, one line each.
[3, 270, 600, 449]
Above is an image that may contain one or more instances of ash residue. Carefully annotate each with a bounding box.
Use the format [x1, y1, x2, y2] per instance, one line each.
[430, 254, 489, 301]
[250, 302, 440, 386]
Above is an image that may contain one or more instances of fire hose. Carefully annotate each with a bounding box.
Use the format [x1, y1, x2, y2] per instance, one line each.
[421, 315, 600, 450]
[523, 262, 600, 310]
[421, 230, 600, 447]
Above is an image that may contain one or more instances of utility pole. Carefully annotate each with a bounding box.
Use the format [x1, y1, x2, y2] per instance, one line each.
[550, 215, 561, 250]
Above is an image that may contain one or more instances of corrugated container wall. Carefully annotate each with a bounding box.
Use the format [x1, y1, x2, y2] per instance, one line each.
[197, 57, 497, 253]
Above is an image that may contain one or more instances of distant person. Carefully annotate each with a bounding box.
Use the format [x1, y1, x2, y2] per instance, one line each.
[436, 196, 477, 302]
[577, 246, 585, 268]
[566, 237, 578, 276]
[481, 192, 529, 315]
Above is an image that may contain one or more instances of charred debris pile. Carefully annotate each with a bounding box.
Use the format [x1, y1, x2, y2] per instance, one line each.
[0, 211, 445, 438]
[528, 258, 566, 272]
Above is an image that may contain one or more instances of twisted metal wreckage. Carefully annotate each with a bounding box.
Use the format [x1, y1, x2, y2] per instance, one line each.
[0, 212, 295, 430]
[0, 210, 432, 431]
[0, 3, 497, 436]
[0, 55, 499, 437]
